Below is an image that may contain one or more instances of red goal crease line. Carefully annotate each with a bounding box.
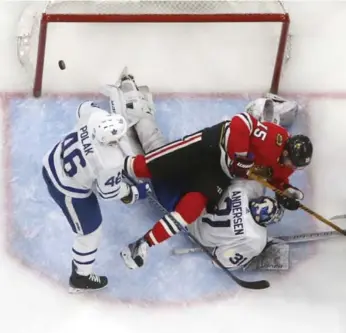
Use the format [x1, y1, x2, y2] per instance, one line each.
[33, 12, 290, 98]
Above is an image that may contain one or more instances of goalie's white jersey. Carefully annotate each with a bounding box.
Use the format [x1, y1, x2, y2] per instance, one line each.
[43, 101, 132, 200]
[189, 180, 267, 269]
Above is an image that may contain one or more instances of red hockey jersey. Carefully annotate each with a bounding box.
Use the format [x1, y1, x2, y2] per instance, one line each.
[224, 112, 293, 188]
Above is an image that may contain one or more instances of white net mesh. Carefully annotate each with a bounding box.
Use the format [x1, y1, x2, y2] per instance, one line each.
[43, 1, 286, 15]
[17, 1, 290, 95]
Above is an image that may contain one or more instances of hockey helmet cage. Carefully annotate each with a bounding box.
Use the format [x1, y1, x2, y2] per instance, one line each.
[249, 196, 284, 227]
[284, 134, 313, 168]
[90, 113, 127, 145]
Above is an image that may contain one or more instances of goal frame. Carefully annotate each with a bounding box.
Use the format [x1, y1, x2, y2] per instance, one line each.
[33, 12, 290, 97]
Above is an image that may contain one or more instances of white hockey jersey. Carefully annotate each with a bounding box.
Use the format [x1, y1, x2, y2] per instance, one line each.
[189, 180, 267, 269]
[43, 101, 133, 200]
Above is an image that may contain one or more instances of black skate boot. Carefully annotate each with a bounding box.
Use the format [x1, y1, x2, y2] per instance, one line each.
[120, 237, 149, 269]
[69, 261, 108, 293]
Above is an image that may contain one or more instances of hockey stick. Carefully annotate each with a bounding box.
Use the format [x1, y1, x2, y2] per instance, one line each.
[331, 214, 346, 221]
[172, 214, 346, 255]
[172, 230, 343, 255]
[124, 173, 270, 290]
[247, 171, 346, 236]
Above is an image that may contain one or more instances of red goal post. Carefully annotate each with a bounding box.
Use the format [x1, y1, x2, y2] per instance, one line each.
[17, 1, 290, 98]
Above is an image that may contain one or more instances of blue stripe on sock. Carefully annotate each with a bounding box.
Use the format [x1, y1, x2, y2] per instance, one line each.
[72, 248, 97, 256]
[73, 259, 95, 265]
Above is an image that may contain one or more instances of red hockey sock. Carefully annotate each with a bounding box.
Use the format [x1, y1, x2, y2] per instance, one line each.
[132, 155, 152, 178]
[145, 192, 208, 246]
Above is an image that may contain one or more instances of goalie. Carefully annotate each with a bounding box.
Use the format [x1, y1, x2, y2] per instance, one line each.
[102, 69, 296, 270]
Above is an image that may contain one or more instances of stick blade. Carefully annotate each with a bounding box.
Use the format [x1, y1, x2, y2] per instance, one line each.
[236, 278, 270, 290]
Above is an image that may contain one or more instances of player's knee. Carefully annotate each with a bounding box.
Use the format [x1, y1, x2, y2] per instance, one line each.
[175, 192, 208, 224]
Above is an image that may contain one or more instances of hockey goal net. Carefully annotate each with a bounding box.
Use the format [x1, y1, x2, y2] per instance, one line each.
[17, 1, 290, 97]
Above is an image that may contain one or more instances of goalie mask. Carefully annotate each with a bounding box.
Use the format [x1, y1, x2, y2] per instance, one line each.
[249, 196, 284, 227]
[90, 113, 127, 145]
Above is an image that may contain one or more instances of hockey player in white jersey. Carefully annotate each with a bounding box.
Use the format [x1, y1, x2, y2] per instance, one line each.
[188, 180, 283, 269]
[42, 101, 149, 292]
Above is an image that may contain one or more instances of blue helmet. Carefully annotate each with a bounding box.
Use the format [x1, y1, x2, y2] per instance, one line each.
[249, 196, 284, 227]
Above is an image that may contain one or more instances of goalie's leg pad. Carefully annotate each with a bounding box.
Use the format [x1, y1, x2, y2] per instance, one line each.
[138, 85, 155, 108]
[276, 101, 299, 127]
[134, 116, 166, 153]
[265, 93, 299, 127]
[244, 243, 290, 271]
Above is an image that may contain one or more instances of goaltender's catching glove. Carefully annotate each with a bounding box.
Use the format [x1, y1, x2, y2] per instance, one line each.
[276, 185, 304, 211]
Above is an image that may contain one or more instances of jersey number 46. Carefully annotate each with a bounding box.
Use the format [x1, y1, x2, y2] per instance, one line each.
[61, 132, 86, 177]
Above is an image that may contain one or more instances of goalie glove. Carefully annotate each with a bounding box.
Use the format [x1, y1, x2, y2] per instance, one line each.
[276, 185, 303, 211]
[121, 182, 150, 205]
[126, 97, 155, 120]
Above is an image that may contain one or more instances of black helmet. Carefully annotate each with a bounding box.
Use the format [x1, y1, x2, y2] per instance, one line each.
[284, 134, 313, 168]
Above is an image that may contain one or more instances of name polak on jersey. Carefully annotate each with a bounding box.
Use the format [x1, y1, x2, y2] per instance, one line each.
[80, 126, 93, 155]
[231, 191, 244, 235]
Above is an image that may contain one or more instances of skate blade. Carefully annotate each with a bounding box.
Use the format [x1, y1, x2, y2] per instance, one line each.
[120, 249, 138, 270]
[68, 284, 108, 294]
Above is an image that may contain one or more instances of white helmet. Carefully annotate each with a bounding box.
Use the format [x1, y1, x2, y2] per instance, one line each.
[245, 98, 280, 125]
[90, 113, 127, 145]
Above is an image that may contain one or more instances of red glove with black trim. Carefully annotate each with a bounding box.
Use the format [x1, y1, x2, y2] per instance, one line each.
[230, 154, 254, 178]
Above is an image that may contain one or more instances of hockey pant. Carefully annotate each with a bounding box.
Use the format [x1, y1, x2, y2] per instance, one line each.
[127, 131, 221, 246]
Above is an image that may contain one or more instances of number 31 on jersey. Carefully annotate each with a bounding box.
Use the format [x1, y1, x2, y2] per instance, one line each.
[224, 248, 248, 267]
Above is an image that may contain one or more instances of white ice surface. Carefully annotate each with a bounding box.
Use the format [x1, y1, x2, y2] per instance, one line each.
[1, 1, 346, 333]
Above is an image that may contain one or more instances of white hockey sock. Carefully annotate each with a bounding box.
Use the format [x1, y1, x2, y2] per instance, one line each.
[72, 226, 102, 276]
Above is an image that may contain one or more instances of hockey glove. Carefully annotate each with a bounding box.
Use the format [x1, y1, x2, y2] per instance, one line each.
[230, 155, 254, 179]
[121, 182, 150, 205]
[276, 185, 303, 211]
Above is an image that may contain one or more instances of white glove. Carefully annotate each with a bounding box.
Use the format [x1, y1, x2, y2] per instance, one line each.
[120, 78, 156, 126]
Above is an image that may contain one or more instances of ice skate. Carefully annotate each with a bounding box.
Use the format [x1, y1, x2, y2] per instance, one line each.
[120, 237, 149, 269]
[68, 261, 108, 293]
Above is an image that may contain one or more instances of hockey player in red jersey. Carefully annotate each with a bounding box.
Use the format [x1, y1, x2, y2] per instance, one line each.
[119, 85, 312, 270]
